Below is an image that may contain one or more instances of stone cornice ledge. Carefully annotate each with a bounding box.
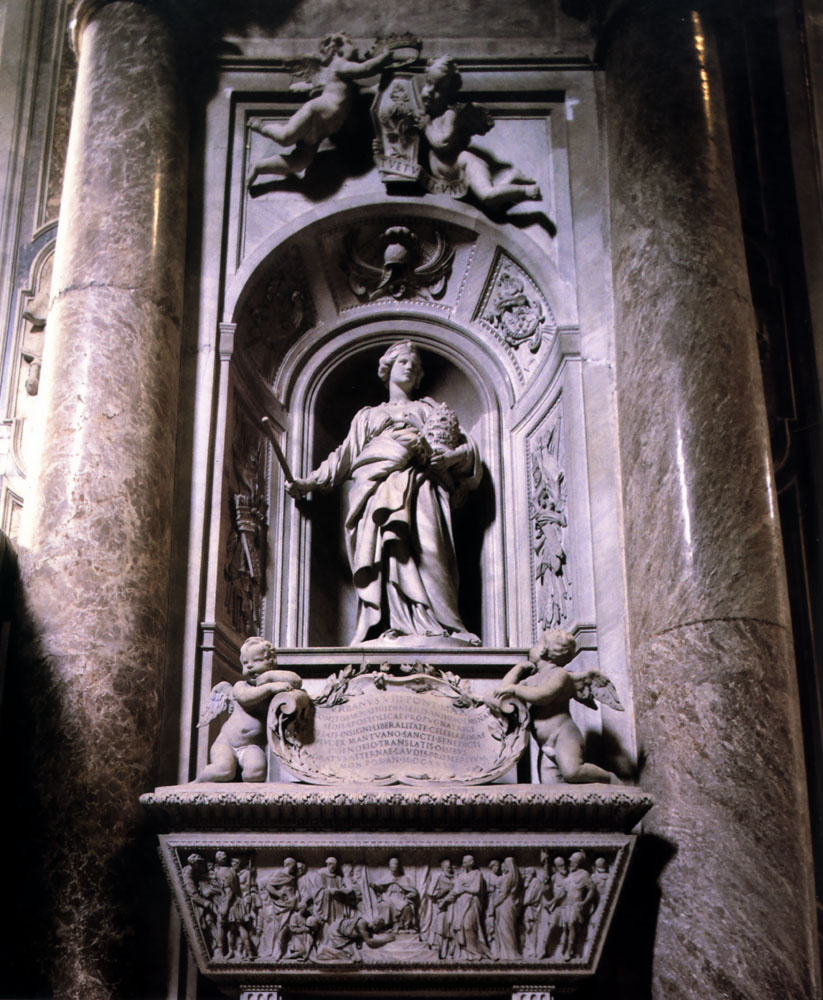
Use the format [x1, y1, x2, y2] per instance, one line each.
[141, 783, 653, 832]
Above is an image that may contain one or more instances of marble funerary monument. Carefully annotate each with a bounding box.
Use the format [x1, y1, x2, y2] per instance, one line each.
[0, 2, 820, 999]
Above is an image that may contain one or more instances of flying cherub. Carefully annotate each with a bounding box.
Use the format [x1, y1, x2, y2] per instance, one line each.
[246, 33, 421, 186]
[494, 629, 624, 784]
[195, 637, 308, 782]
[420, 56, 541, 211]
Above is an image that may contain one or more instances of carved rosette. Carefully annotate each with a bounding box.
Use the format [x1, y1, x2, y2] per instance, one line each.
[528, 412, 572, 634]
[267, 662, 530, 785]
[159, 831, 636, 978]
[223, 408, 269, 636]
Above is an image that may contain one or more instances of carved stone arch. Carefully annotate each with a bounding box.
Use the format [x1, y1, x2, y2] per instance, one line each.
[225, 196, 577, 405]
[219, 196, 588, 653]
[225, 195, 576, 323]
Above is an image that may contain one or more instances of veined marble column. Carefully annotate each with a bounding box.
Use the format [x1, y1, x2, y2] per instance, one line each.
[604, 2, 820, 997]
[18, 1, 187, 996]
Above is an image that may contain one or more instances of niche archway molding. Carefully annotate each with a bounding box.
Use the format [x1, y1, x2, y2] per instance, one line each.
[212, 197, 595, 654]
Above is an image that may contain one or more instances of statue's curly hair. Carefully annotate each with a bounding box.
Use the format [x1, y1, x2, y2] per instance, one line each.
[424, 56, 462, 98]
[531, 628, 576, 666]
[377, 340, 424, 389]
[318, 32, 353, 64]
[240, 635, 276, 663]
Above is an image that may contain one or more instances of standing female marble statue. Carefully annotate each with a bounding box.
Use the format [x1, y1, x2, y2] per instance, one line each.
[286, 341, 482, 646]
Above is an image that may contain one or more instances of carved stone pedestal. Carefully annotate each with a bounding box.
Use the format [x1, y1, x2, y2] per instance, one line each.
[142, 785, 652, 998]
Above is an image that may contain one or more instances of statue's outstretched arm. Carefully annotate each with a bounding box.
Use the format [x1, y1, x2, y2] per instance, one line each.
[335, 49, 392, 80]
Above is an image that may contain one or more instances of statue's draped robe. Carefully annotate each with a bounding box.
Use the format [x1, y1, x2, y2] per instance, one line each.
[449, 866, 489, 959]
[309, 398, 481, 643]
[258, 869, 298, 959]
[492, 860, 522, 958]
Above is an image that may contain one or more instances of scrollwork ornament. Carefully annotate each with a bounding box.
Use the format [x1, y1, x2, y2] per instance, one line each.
[268, 661, 530, 785]
[343, 226, 455, 301]
[485, 269, 545, 353]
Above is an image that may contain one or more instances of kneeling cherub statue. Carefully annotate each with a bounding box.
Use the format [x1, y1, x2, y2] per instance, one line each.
[495, 628, 624, 784]
[195, 637, 309, 782]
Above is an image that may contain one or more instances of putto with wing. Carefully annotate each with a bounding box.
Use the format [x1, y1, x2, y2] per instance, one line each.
[246, 33, 421, 187]
[194, 637, 310, 783]
[494, 629, 625, 785]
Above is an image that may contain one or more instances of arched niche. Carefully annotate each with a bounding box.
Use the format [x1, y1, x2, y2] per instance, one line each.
[273, 319, 503, 648]
[216, 199, 591, 654]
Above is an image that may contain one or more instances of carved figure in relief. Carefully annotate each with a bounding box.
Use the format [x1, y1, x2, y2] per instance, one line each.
[286, 341, 482, 646]
[491, 856, 523, 959]
[196, 638, 308, 782]
[443, 855, 490, 960]
[246, 34, 420, 186]
[314, 915, 397, 961]
[520, 866, 547, 959]
[183, 853, 217, 949]
[420, 57, 541, 211]
[591, 857, 609, 906]
[540, 856, 568, 960]
[285, 903, 320, 960]
[495, 629, 624, 784]
[209, 851, 242, 960]
[308, 856, 363, 957]
[423, 859, 455, 958]
[370, 857, 420, 930]
[258, 857, 300, 960]
[558, 852, 596, 961]
[177, 849, 620, 967]
[227, 857, 257, 959]
[484, 859, 503, 945]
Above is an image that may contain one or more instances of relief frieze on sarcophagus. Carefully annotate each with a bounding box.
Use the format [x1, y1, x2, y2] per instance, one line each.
[158, 832, 640, 983]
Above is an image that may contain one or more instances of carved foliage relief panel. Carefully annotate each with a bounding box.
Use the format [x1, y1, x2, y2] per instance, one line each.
[527, 403, 572, 636]
[322, 217, 477, 317]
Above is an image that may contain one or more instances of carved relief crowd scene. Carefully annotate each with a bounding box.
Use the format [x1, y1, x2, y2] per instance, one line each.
[180, 849, 613, 965]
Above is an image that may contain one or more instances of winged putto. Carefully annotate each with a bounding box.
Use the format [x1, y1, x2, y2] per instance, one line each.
[494, 629, 625, 784]
[195, 637, 309, 782]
